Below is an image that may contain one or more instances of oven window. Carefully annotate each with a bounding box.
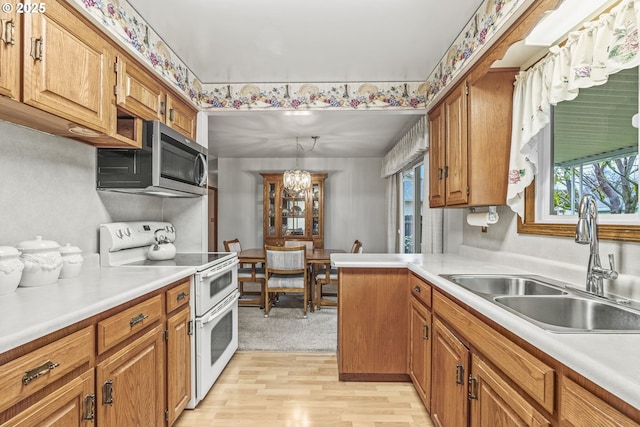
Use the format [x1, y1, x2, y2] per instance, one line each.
[210, 310, 232, 364]
[209, 270, 233, 297]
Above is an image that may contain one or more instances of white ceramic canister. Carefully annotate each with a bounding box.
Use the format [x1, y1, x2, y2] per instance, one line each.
[59, 243, 84, 279]
[17, 236, 63, 287]
[0, 246, 24, 295]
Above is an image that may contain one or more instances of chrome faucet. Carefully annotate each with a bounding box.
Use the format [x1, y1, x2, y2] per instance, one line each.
[575, 194, 618, 296]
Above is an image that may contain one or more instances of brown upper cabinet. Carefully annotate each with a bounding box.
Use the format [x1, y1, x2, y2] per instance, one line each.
[0, 0, 198, 148]
[115, 55, 198, 143]
[0, 0, 20, 100]
[428, 68, 516, 208]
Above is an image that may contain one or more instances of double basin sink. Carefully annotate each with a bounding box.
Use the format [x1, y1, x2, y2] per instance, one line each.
[440, 274, 640, 333]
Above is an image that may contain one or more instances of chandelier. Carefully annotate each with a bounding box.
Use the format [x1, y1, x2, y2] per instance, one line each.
[283, 137, 317, 194]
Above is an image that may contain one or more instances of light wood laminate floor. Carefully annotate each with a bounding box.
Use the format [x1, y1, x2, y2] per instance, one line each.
[175, 351, 432, 427]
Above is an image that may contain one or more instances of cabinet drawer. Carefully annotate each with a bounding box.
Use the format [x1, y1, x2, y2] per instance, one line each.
[433, 291, 555, 413]
[97, 294, 162, 354]
[560, 377, 638, 426]
[409, 274, 431, 307]
[166, 280, 190, 313]
[0, 326, 94, 413]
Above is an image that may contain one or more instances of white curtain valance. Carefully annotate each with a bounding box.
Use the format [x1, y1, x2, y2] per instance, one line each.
[381, 116, 427, 178]
[506, 0, 640, 218]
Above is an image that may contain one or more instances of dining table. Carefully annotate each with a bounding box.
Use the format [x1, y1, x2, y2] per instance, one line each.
[238, 247, 346, 312]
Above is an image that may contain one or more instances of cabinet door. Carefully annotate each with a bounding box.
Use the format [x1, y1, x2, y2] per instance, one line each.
[23, 0, 112, 134]
[409, 297, 432, 411]
[444, 83, 469, 206]
[166, 93, 197, 140]
[96, 325, 165, 427]
[560, 377, 638, 427]
[431, 317, 469, 427]
[470, 354, 550, 427]
[428, 106, 446, 208]
[0, 1, 19, 99]
[166, 307, 191, 426]
[2, 370, 95, 427]
[115, 55, 165, 121]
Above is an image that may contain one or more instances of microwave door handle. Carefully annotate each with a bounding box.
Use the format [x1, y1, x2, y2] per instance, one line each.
[195, 153, 207, 186]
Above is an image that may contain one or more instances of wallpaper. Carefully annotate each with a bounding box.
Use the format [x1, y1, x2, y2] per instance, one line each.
[71, 0, 528, 111]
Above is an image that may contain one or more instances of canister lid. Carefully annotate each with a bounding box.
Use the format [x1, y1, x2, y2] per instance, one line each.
[0, 246, 20, 257]
[59, 243, 82, 255]
[16, 236, 61, 252]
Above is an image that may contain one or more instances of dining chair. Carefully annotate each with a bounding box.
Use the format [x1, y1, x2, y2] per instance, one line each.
[314, 240, 362, 309]
[223, 238, 265, 307]
[264, 244, 308, 318]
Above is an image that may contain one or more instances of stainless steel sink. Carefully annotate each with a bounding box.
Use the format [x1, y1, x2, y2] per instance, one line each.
[441, 274, 568, 296]
[494, 296, 640, 333]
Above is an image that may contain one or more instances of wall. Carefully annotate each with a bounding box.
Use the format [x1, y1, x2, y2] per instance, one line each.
[218, 157, 386, 253]
[460, 205, 640, 300]
[0, 120, 206, 254]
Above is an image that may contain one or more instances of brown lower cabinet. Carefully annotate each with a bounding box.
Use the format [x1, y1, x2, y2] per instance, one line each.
[338, 269, 640, 427]
[0, 278, 192, 427]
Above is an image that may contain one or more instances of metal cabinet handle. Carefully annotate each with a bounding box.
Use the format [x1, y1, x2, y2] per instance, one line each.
[22, 360, 60, 385]
[438, 168, 443, 180]
[83, 394, 96, 420]
[30, 37, 43, 61]
[455, 363, 465, 385]
[169, 108, 175, 122]
[177, 291, 189, 301]
[129, 313, 149, 327]
[468, 376, 478, 400]
[102, 380, 114, 405]
[1, 19, 15, 45]
[423, 324, 429, 340]
[159, 101, 166, 116]
[413, 286, 421, 293]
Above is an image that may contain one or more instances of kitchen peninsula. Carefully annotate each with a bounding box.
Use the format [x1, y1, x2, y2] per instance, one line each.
[333, 251, 640, 426]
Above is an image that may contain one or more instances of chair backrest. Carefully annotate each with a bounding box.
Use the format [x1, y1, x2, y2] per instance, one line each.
[284, 240, 314, 250]
[265, 245, 306, 273]
[223, 238, 242, 253]
[351, 240, 362, 253]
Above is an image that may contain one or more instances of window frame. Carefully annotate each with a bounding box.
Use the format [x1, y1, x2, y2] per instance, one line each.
[401, 162, 424, 253]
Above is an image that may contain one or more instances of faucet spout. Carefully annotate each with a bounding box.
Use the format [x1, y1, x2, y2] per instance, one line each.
[575, 195, 617, 296]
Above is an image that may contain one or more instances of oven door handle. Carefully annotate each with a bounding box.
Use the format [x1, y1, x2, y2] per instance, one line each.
[200, 291, 240, 326]
[202, 259, 239, 279]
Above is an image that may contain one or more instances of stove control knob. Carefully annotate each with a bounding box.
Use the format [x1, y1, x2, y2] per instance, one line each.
[124, 228, 132, 237]
[116, 229, 124, 239]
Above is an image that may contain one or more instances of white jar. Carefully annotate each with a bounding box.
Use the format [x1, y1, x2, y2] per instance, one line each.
[0, 246, 24, 295]
[17, 236, 63, 287]
[59, 243, 84, 279]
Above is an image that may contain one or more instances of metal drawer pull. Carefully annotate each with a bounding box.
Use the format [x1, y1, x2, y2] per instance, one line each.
[22, 360, 60, 385]
[413, 285, 421, 293]
[102, 380, 114, 405]
[30, 37, 43, 61]
[129, 313, 149, 327]
[1, 19, 15, 45]
[176, 291, 189, 301]
[423, 324, 429, 340]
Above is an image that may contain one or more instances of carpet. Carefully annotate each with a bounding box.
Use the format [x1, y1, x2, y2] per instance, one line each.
[238, 294, 337, 352]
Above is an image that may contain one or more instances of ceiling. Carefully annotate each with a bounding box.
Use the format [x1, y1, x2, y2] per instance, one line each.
[126, 0, 486, 158]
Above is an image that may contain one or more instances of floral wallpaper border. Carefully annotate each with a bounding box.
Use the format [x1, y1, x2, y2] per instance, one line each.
[71, 0, 529, 112]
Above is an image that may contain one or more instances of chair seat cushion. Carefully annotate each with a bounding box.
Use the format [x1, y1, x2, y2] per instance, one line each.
[268, 273, 305, 288]
[238, 267, 265, 279]
[315, 268, 338, 280]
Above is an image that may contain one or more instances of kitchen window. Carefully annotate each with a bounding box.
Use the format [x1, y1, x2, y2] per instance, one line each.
[535, 66, 640, 225]
[402, 163, 424, 253]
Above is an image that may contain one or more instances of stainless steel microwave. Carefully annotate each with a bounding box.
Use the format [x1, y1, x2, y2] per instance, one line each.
[97, 121, 207, 197]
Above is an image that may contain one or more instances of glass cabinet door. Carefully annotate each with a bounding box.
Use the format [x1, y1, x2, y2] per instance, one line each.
[312, 183, 320, 237]
[267, 182, 277, 238]
[282, 190, 306, 237]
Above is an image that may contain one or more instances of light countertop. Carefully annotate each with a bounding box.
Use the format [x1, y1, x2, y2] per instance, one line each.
[332, 252, 640, 411]
[0, 258, 195, 354]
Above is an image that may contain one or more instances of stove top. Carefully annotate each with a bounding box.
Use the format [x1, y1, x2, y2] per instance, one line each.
[122, 252, 236, 271]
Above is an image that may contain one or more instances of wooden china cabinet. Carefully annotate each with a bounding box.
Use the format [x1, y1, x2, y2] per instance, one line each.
[261, 173, 327, 248]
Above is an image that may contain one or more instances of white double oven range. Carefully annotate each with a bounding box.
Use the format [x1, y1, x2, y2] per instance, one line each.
[99, 221, 239, 409]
